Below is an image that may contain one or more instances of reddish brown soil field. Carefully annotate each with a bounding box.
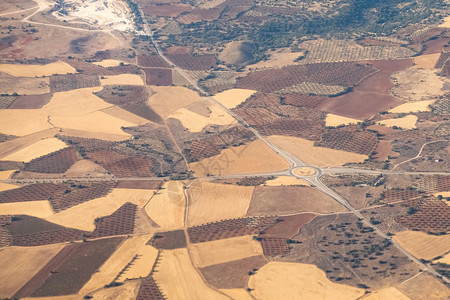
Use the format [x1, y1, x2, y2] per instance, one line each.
[13, 243, 81, 299]
[137, 276, 165, 300]
[0, 183, 66, 204]
[0, 160, 23, 171]
[417, 175, 450, 193]
[23, 147, 82, 174]
[236, 62, 378, 93]
[142, 4, 191, 17]
[49, 74, 100, 92]
[315, 128, 378, 155]
[30, 237, 124, 297]
[199, 255, 267, 289]
[259, 237, 289, 257]
[103, 157, 156, 178]
[138, 55, 170, 68]
[282, 94, 328, 109]
[116, 180, 163, 189]
[372, 140, 394, 162]
[185, 125, 255, 162]
[261, 213, 317, 238]
[165, 46, 191, 55]
[422, 37, 450, 55]
[49, 181, 116, 213]
[91, 202, 137, 238]
[11, 227, 86, 247]
[8, 93, 52, 109]
[143, 68, 173, 86]
[149, 230, 186, 249]
[166, 53, 216, 70]
[188, 216, 278, 243]
[62, 58, 116, 75]
[395, 197, 450, 233]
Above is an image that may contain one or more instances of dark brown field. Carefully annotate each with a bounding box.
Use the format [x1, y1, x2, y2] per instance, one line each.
[23, 147, 82, 173]
[138, 55, 171, 68]
[143, 68, 173, 86]
[166, 53, 216, 70]
[7, 93, 52, 109]
[49, 74, 100, 92]
[149, 230, 187, 249]
[315, 127, 378, 155]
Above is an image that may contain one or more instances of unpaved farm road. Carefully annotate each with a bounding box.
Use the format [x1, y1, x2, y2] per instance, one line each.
[131, 2, 450, 285]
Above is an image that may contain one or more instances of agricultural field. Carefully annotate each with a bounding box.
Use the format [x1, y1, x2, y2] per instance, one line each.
[1, 0, 450, 297]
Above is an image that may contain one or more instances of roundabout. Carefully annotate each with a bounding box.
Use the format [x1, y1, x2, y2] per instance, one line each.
[291, 166, 319, 177]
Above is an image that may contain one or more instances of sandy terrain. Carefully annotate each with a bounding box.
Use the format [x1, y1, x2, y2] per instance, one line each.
[364, 287, 410, 300]
[263, 176, 309, 186]
[118, 245, 158, 281]
[218, 41, 253, 65]
[64, 160, 110, 178]
[0, 200, 54, 218]
[0, 61, 76, 77]
[190, 140, 290, 176]
[268, 135, 367, 167]
[212, 89, 256, 109]
[388, 100, 436, 113]
[46, 188, 155, 231]
[93, 60, 128, 68]
[247, 49, 305, 70]
[154, 248, 228, 300]
[0, 169, 17, 179]
[219, 289, 253, 300]
[397, 273, 450, 300]
[0, 109, 53, 136]
[293, 167, 317, 177]
[102, 106, 149, 126]
[187, 181, 254, 226]
[91, 281, 140, 300]
[439, 16, 450, 27]
[168, 104, 236, 132]
[147, 86, 203, 118]
[0, 183, 19, 192]
[145, 181, 185, 231]
[0, 75, 50, 95]
[100, 74, 144, 86]
[393, 230, 450, 260]
[391, 68, 447, 101]
[0, 244, 65, 298]
[325, 114, 361, 127]
[80, 235, 151, 293]
[190, 235, 263, 268]
[378, 115, 418, 130]
[413, 53, 441, 69]
[248, 262, 364, 300]
[0, 138, 67, 162]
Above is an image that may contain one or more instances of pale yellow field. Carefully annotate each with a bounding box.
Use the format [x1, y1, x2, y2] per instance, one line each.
[46, 188, 155, 231]
[168, 104, 236, 132]
[0, 183, 19, 192]
[393, 230, 450, 260]
[0, 76, 50, 95]
[268, 135, 367, 167]
[439, 16, 450, 27]
[364, 287, 410, 300]
[248, 262, 364, 300]
[389, 100, 436, 113]
[0, 201, 54, 219]
[44, 87, 108, 114]
[293, 167, 317, 177]
[23, 295, 81, 300]
[190, 235, 263, 268]
[65, 160, 110, 178]
[213, 89, 256, 109]
[378, 115, 418, 130]
[0, 110, 53, 136]
[413, 53, 441, 69]
[101, 106, 149, 126]
[100, 74, 144, 86]
[147, 86, 202, 118]
[91, 281, 140, 300]
[0, 61, 76, 77]
[433, 191, 450, 198]
[325, 114, 361, 127]
[118, 245, 158, 281]
[0, 138, 67, 163]
[219, 289, 253, 300]
[154, 248, 228, 300]
[93, 59, 127, 68]
[0, 128, 60, 158]
[263, 176, 310, 186]
[58, 128, 130, 142]
[0, 170, 17, 179]
[80, 235, 150, 293]
[187, 181, 254, 226]
[0, 244, 65, 298]
[190, 140, 291, 176]
[145, 181, 185, 230]
[397, 273, 450, 300]
[247, 49, 305, 70]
